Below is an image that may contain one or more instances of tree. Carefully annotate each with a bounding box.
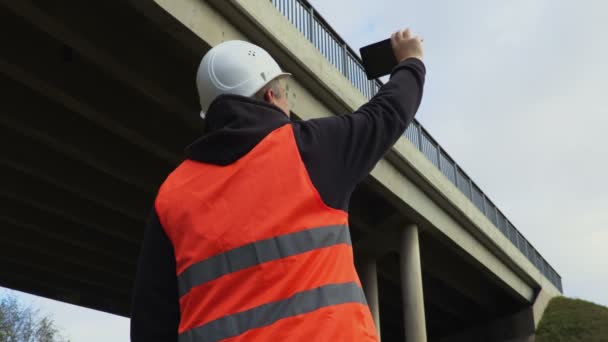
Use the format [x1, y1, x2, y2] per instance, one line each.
[0, 293, 68, 342]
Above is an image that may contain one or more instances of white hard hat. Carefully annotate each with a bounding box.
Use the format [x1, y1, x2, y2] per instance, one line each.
[196, 40, 291, 118]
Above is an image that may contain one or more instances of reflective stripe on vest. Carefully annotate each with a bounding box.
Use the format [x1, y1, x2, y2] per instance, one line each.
[156, 124, 379, 341]
[178, 224, 351, 297]
[178, 281, 366, 342]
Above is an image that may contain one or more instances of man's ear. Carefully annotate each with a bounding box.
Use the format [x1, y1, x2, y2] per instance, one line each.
[263, 88, 273, 103]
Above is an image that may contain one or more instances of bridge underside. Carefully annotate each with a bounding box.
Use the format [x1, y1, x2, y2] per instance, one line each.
[0, 1, 530, 340]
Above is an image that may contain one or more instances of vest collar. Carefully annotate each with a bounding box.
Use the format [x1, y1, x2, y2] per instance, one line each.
[186, 94, 291, 165]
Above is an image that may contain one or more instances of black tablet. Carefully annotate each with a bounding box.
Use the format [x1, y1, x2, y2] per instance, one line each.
[360, 39, 397, 80]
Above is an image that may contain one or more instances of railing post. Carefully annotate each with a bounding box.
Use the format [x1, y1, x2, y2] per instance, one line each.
[416, 123, 423, 151]
[436, 145, 442, 170]
[308, 7, 316, 46]
[289, 0, 294, 26]
[342, 44, 348, 78]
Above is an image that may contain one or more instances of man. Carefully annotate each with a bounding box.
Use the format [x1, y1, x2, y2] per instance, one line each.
[131, 28, 425, 341]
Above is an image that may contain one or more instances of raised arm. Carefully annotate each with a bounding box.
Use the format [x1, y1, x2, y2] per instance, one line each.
[292, 28, 425, 211]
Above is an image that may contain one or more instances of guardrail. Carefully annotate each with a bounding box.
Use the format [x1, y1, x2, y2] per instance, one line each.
[270, 0, 562, 292]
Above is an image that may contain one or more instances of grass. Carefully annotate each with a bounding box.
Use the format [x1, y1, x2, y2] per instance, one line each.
[536, 296, 608, 342]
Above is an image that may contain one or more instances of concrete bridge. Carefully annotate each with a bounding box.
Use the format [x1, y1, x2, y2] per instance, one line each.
[0, 0, 562, 340]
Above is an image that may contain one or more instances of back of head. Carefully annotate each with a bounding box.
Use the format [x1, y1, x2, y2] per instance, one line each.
[196, 40, 290, 118]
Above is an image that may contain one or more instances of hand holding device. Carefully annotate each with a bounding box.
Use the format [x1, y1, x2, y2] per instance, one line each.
[360, 28, 423, 80]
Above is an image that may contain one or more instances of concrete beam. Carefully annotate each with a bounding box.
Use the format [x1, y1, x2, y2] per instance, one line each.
[0, 113, 156, 194]
[531, 288, 557, 328]
[0, 160, 146, 222]
[135, 0, 337, 120]
[420, 236, 506, 313]
[0, 0, 200, 129]
[369, 157, 536, 302]
[0, 269, 130, 317]
[439, 307, 536, 342]
[0, 244, 130, 296]
[0, 223, 133, 280]
[354, 214, 404, 257]
[355, 214, 499, 317]
[128, 0, 211, 55]
[0, 164, 144, 238]
[0, 53, 179, 170]
[376, 267, 477, 327]
[388, 139, 560, 296]
[0, 187, 140, 244]
[0, 214, 135, 265]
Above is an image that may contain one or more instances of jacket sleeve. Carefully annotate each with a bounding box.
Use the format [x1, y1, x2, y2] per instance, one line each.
[130, 209, 180, 342]
[292, 58, 426, 211]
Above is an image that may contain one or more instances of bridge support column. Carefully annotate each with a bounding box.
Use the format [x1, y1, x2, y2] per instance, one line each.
[401, 223, 427, 342]
[359, 257, 381, 340]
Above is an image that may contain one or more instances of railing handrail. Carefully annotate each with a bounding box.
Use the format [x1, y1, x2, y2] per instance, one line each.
[269, 0, 562, 292]
[296, 0, 363, 65]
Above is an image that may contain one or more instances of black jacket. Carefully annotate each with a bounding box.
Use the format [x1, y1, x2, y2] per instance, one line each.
[130, 58, 426, 341]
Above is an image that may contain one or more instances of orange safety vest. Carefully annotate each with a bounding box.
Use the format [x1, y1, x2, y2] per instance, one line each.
[155, 124, 379, 341]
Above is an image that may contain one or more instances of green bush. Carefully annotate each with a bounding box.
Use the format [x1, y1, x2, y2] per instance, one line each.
[536, 296, 608, 342]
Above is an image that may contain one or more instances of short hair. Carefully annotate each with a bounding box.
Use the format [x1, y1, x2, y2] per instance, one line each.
[253, 78, 283, 101]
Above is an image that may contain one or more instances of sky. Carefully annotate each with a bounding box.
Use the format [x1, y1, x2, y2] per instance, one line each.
[311, 0, 608, 305]
[3, 0, 608, 340]
[305, 0, 608, 306]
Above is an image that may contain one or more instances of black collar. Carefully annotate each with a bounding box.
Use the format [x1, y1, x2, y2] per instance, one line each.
[185, 94, 291, 165]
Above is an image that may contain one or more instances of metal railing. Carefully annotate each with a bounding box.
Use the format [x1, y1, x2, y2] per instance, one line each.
[270, 0, 562, 292]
